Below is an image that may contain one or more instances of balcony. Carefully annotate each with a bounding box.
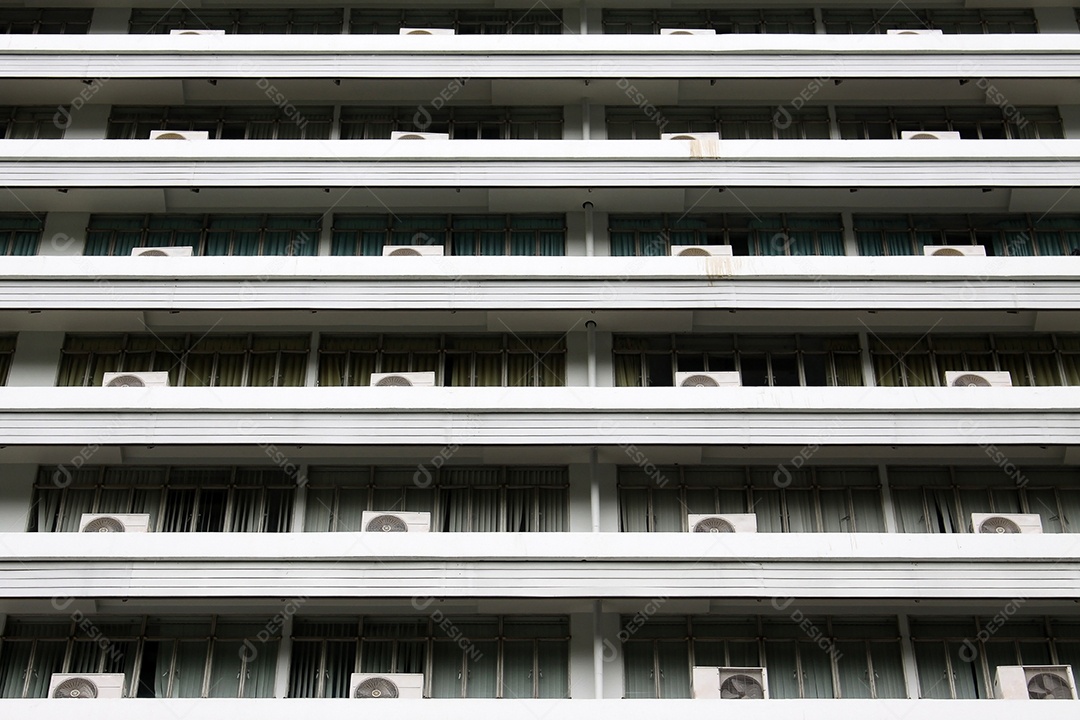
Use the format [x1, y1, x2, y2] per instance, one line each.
[2, 34, 1080, 79]
[1, 532, 1078, 600]
[0, 386, 1075, 447]
[1, 255, 1079, 311]
[0, 698, 1077, 719]
[1, 140, 1079, 192]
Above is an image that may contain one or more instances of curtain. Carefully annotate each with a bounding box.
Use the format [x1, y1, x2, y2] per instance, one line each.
[622, 642, 656, 698]
[332, 215, 389, 256]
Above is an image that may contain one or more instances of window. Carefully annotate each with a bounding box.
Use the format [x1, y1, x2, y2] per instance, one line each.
[607, 106, 830, 140]
[0, 617, 277, 698]
[619, 466, 885, 532]
[29, 466, 296, 533]
[319, 334, 566, 387]
[0, 214, 43, 255]
[870, 334, 1080, 387]
[855, 213, 1080, 257]
[0, 107, 66, 139]
[350, 9, 564, 34]
[823, 8, 1037, 34]
[0, 335, 15, 385]
[84, 214, 320, 256]
[0, 8, 91, 34]
[107, 106, 333, 140]
[890, 467, 1080, 533]
[609, 214, 844, 256]
[57, 334, 310, 387]
[622, 616, 905, 699]
[836, 106, 1062, 140]
[603, 9, 815, 34]
[304, 466, 568, 532]
[130, 8, 344, 34]
[331, 214, 565, 256]
[912, 617, 1080, 698]
[613, 334, 863, 388]
[339, 106, 563, 139]
[289, 616, 569, 698]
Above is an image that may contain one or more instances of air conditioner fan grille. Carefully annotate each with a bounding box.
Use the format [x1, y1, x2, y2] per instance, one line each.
[366, 515, 409, 532]
[82, 517, 126, 533]
[694, 517, 736, 533]
[52, 678, 99, 698]
[355, 677, 401, 698]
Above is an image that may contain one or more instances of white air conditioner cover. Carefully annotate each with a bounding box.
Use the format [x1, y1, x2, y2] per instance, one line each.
[945, 370, 1012, 388]
[169, 29, 225, 36]
[995, 665, 1078, 700]
[381, 244, 444, 257]
[390, 131, 450, 141]
[901, 130, 962, 141]
[79, 513, 151, 533]
[149, 130, 210, 141]
[49, 673, 126, 699]
[350, 673, 425, 698]
[887, 29, 944, 35]
[400, 28, 455, 36]
[923, 245, 987, 257]
[660, 28, 716, 35]
[688, 513, 757, 533]
[692, 666, 769, 699]
[369, 371, 436, 387]
[676, 371, 741, 388]
[101, 371, 171, 388]
[972, 513, 1043, 534]
[661, 132, 720, 143]
[361, 511, 431, 533]
[671, 245, 734, 257]
[131, 246, 194, 257]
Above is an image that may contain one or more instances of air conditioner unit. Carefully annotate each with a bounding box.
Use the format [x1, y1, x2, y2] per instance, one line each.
[382, 244, 444, 257]
[995, 665, 1078, 700]
[660, 28, 716, 35]
[923, 245, 987, 257]
[389, 131, 449, 141]
[169, 29, 226, 36]
[148, 130, 210, 141]
[661, 132, 720, 143]
[687, 514, 757, 533]
[671, 245, 733, 257]
[886, 29, 944, 35]
[49, 673, 126, 699]
[79, 513, 152, 533]
[361, 511, 431, 533]
[676, 371, 741, 388]
[399, 28, 455, 36]
[101, 371, 170, 388]
[944, 370, 1012, 388]
[350, 673, 425, 698]
[901, 131, 962, 141]
[972, 513, 1043, 535]
[130, 246, 194, 257]
[692, 666, 769, 699]
[369, 371, 436, 387]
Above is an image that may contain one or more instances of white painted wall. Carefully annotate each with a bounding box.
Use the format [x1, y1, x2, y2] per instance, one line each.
[0, 465, 35, 532]
[4, 697, 1077, 720]
[1035, 7, 1080, 33]
[38, 214, 88, 256]
[6, 333, 64, 387]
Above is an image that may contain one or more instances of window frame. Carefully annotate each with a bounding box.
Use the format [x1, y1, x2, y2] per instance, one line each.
[84, 213, 320, 257]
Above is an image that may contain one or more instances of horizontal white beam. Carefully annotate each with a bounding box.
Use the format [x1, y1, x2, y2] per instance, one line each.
[0, 387, 1075, 446]
[1, 256, 1078, 310]
[1, 533, 1078, 600]
[2, 699, 1078, 720]
[3, 140, 1078, 188]
[1, 35, 1079, 78]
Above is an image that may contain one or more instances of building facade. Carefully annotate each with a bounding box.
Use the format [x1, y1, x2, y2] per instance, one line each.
[0, 2, 1079, 718]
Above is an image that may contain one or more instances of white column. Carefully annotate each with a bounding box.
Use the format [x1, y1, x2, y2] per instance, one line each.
[0, 465, 37, 532]
[7, 332, 65, 386]
[1034, 7, 1079, 33]
[39, 213, 90, 256]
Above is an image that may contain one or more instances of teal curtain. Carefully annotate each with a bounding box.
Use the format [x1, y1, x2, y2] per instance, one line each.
[332, 215, 389, 256]
[0, 215, 43, 255]
[609, 216, 669, 256]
